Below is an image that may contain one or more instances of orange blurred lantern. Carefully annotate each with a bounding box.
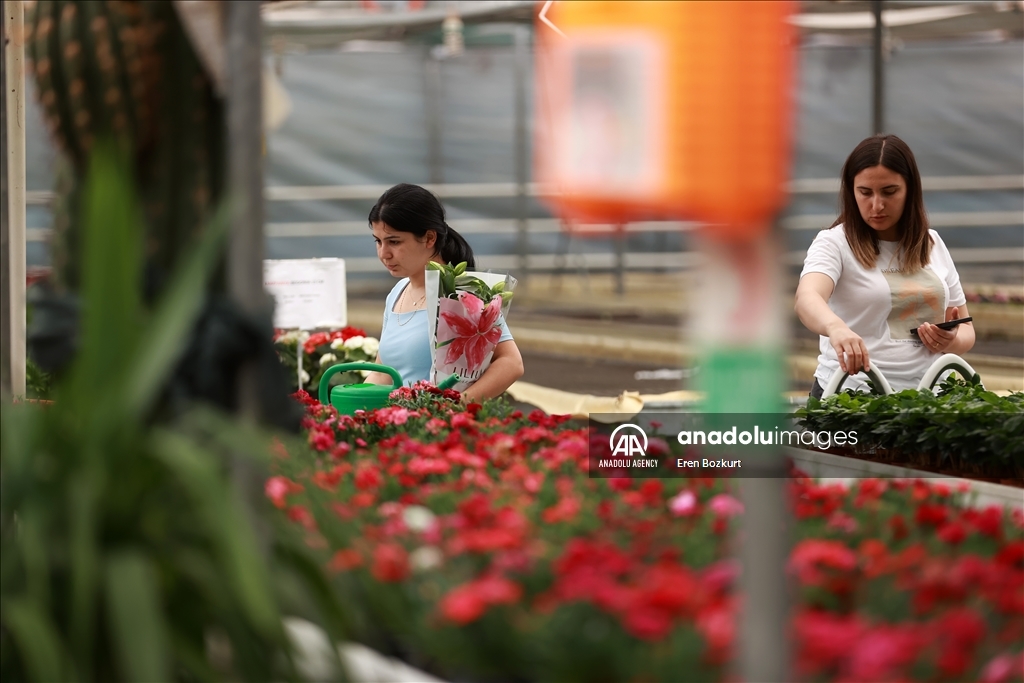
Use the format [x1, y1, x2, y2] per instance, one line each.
[534, 1, 796, 241]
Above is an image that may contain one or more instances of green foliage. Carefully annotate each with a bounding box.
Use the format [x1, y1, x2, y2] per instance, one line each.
[0, 144, 345, 682]
[25, 358, 52, 400]
[427, 261, 514, 306]
[23, 302, 53, 400]
[796, 376, 1024, 478]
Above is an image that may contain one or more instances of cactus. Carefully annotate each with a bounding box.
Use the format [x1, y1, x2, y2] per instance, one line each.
[23, 2, 299, 431]
[27, 0, 223, 294]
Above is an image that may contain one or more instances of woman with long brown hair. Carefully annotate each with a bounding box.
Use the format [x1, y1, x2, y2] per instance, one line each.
[795, 135, 974, 396]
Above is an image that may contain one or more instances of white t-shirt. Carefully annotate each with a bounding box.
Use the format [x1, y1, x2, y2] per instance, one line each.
[800, 225, 966, 392]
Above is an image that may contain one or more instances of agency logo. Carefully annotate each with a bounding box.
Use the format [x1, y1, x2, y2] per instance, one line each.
[609, 423, 648, 458]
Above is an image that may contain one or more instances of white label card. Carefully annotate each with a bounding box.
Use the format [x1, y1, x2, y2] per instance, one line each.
[264, 258, 348, 330]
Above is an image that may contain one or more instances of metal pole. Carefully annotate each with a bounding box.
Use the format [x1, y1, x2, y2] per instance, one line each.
[424, 50, 444, 185]
[1, 2, 10, 399]
[738, 474, 790, 681]
[4, 0, 26, 398]
[694, 228, 790, 682]
[614, 225, 625, 295]
[297, 336, 303, 391]
[872, 0, 884, 135]
[225, 0, 267, 547]
[513, 25, 529, 287]
[226, 1, 265, 324]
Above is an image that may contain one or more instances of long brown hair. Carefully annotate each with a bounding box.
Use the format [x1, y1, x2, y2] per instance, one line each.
[832, 134, 931, 272]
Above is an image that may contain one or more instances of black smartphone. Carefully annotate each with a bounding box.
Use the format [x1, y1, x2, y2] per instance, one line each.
[910, 316, 973, 336]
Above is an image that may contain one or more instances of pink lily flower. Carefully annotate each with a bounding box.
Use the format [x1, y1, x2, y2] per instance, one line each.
[439, 292, 503, 372]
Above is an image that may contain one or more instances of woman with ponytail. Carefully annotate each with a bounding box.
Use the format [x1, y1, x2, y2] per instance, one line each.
[364, 184, 524, 399]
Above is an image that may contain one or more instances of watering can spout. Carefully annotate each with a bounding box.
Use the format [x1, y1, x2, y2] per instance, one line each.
[436, 373, 461, 391]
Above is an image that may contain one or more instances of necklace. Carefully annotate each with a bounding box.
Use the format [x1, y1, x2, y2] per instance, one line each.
[395, 284, 426, 327]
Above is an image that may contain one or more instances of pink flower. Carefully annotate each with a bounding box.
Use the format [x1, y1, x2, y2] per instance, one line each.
[376, 406, 415, 426]
[472, 574, 523, 605]
[708, 493, 744, 518]
[668, 490, 698, 517]
[354, 464, 383, 490]
[938, 520, 968, 545]
[542, 496, 581, 524]
[789, 539, 857, 585]
[440, 584, 487, 625]
[451, 413, 474, 430]
[371, 543, 409, 583]
[328, 548, 363, 572]
[377, 501, 403, 518]
[425, 418, 448, 434]
[844, 626, 922, 681]
[826, 511, 858, 533]
[981, 653, 1022, 683]
[623, 606, 674, 641]
[439, 293, 502, 372]
[264, 476, 302, 509]
[794, 610, 865, 674]
[265, 477, 290, 507]
[408, 457, 453, 476]
[439, 575, 523, 625]
[308, 425, 335, 452]
[287, 505, 317, 530]
[696, 604, 735, 662]
[701, 560, 740, 596]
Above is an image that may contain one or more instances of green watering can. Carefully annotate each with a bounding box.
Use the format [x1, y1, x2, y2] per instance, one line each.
[318, 362, 461, 415]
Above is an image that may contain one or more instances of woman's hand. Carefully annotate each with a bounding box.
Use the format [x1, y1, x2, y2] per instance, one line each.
[796, 273, 870, 374]
[916, 305, 972, 355]
[461, 340, 524, 402]
[364, 353, 394, 386]
[827, 322, 870, 374]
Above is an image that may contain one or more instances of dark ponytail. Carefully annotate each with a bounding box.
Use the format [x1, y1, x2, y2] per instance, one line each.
[368, 183, 475, 269]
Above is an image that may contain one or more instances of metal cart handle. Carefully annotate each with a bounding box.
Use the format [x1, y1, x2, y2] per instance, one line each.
[820, 365, 895, 399]
[916, 353, 983, 392]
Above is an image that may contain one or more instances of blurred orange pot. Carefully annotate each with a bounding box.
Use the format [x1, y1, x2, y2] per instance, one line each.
[534, 0, 797, 241]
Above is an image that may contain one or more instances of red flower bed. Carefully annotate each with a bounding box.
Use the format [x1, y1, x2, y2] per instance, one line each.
[269, 386, 1024, 682]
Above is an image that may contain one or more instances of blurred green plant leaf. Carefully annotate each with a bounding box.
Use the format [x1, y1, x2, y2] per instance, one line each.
[68, 474, 101, 672]
[118, 207, 228, 422]
[150, 430, 280, 636]
[68, 142, 143, 414]
[2, 599, 66, 683]
[105, 552, 171, 683]
[2, 137, 346, 683]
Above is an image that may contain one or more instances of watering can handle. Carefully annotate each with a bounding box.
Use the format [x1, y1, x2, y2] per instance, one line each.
[318, 362, 403, 405]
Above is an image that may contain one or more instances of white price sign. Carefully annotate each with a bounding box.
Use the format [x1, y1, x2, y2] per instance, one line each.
[264, 258, 347, 330]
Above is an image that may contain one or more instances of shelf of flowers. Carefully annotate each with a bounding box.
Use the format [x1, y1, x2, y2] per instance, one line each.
[274, 326, 380, 394]
[266, 385, 1024, 683]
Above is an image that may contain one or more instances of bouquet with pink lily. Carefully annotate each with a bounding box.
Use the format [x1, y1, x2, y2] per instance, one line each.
[425, 261, 516, 392]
